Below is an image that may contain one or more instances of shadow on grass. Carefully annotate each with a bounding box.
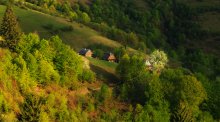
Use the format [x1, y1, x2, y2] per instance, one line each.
[90, 64, 119, 85]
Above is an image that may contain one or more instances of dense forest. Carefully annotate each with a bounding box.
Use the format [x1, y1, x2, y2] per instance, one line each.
[0, 0, 219, 121]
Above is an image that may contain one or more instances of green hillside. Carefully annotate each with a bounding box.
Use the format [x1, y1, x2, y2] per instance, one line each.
[0, 0, 220, 121]
[0, 5, 122, 83]
[0, 5, 122, 51]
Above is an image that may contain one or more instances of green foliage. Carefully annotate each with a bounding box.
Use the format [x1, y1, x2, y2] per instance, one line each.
[0, 31, 97, 121]
[56, 96, 70, 121]
[116, 54, 131, 82]
[93, 49, 104, 59]
[171, 102, 194, 122]
[96, 84, 111, 104]
[69, 11, 78, 21]
[197, 111, 216, 122]
[80, 12, 91, 23]
[116, 54, 170, 122]
[14, 55, 36, 92]
[79, 69, 96, 83]
[0, 0, 219, 121]
[15, 33, 86, 86]
[24, 0, 91, 25]
[19, 94, 44, 122]
[50, 36, 83, 84]
[39, 111, 50, 122]
[0, 5, 21, 49]
[117, 54, 208, 121]
[38, 59, 60, 84]
[113, 47, 126, 61]
[88, 22, 140, 49]
[198, 74, 220, 120]
[116, 54, 146, 83]
[183, 50, 216, 77]
[0, 92, 10, 113]
[0, 112, 17, 122]
[160, 68, 207, 118]
[179, 76, 206, 108]
[134, 103, 170, 122]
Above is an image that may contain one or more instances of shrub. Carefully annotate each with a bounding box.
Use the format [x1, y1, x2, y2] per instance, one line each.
[19, 94, 44, 122]
[80, 12, 91, 23]
[38, 60, 60, 84]
[60, 25, 74, 32]
[42, 23, 54, 30]
[96, 84, 111, 103]
[79, 70, 96, 83]
[0, 92, 10, 113]
[93, 49, 104, 59]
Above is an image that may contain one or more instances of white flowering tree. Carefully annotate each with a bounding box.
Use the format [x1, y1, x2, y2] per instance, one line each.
[149, 50, 168, 72]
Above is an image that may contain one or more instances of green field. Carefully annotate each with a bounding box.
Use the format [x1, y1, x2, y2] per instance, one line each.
[0, 5, 123, 51]
[87, 57, 118, 83]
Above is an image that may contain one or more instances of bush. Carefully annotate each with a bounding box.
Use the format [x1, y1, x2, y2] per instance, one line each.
[97, 84, 111, 103]
[79, 70, 96, 83]
[19, 94, 44, 122]
[42, 23, 54, 30]
[0, 92, 10, 113]
[80, 12, 91, 23]
[93, 49, 104, 59]
[60, 25, 74, 32]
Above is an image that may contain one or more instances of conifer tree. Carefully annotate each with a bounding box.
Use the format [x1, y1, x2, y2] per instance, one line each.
[171, 102, 194, 122]
[0, 4, 21, 49]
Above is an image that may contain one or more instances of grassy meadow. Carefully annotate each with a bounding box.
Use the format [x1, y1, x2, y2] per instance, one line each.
[87, 57, 119, 83]
[0, 5, 121, 51]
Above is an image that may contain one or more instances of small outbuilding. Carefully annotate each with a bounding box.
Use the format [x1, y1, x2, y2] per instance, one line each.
[103, 52, 116, 62]
[79, 48, 93, 57]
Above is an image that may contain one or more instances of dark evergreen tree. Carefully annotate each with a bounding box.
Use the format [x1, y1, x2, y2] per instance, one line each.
[18, 94, 44, 122]
[0, 4, 21, 49]
[171, 102, 194, 122]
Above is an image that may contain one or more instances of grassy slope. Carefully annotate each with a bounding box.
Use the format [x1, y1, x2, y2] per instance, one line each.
[0, 5, 124, 80]
[0, 5, 122, 51]
[87, 57, 119, 83]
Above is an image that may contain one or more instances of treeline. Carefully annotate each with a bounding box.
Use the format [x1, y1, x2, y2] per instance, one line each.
[22, 0, 91, 23]
[87, 22, 146, 51]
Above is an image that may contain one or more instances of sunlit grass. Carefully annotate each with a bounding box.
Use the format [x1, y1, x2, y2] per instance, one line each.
[0, 5, 122, 51]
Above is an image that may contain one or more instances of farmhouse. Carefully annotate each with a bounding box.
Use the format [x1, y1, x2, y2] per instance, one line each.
[103, 52, 116, 62]
[79, 48, 93, 57]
